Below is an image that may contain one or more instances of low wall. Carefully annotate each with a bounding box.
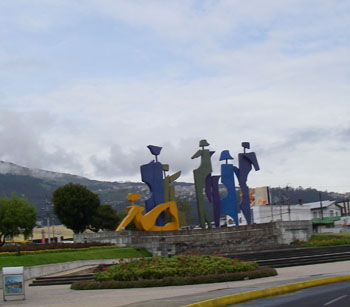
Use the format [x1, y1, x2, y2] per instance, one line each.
[0, 259, 121, 289]
[75, 220, 312, 256]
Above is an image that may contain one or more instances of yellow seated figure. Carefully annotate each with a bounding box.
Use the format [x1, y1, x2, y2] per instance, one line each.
[116, 193, 180, 232]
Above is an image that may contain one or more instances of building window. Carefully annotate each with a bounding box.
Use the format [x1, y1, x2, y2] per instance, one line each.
[330, 210, 334, 217]
[313, 212, 318, 219]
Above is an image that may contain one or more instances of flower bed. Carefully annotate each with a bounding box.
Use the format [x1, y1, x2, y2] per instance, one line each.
[71, 255, 277, 289]
[94, 255, 258, 281]
[71, 267, 277, 289]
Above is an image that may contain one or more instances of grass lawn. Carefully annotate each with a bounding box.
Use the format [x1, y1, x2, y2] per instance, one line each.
[0, 247, 151, 269]
[292, 232, 350, 247]
[312, 233, 350, 239]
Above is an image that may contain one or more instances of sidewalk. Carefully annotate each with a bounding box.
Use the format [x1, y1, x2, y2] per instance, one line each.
[1, 261, 350, 307]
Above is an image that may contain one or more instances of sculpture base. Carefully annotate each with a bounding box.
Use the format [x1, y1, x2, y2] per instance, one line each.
[74, 221, 312, 257]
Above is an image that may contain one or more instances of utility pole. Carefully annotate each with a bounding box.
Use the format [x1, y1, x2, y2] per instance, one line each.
[270, 202, 274, 222]
[46, 201, 51, 244]
[319, 192, 324, 220]
[341, 199, 347, 216]
[280, 199, 284, 221]
[286, 186, 291, 221]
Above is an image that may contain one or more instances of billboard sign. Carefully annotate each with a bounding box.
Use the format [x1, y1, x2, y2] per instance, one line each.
[249, 186, 271, 206]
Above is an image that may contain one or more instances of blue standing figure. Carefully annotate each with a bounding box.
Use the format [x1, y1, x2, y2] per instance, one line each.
[220, 150, 240, 226]
[140, 145, 165, 226]
[238, 142, 260, 224]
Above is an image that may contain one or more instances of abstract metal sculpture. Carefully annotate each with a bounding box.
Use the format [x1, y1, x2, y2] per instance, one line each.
[238, 142, 260, 224]
[116, 193, 179, 231]
[220, 150, 240, 226]
[191, 139, 213, 228]
[140, 145, 165, 225]
[163, 164, 181, 202]
[205, 174, 221, 227]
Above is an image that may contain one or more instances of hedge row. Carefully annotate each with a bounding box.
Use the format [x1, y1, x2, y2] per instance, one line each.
[0, 245, 119, 257]
[0, 242, 114, 252]
[71, 267, 277, 290]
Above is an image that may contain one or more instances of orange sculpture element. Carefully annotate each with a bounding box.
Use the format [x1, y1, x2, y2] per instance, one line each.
[116, 193, 180, 231]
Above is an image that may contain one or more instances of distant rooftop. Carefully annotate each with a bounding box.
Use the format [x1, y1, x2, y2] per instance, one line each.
[301, 200, 335, 209]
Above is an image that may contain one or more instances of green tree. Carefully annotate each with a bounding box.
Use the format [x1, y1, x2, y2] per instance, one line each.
[52, 183, 100, 234]
[0, 194, 36, 246]
[89, 204, 121, 232]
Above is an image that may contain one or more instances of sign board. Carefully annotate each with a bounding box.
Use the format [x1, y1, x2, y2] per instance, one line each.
[341, 216, 350, 226]
[2, 267, 25, 301]
[249, 186, 271, 206]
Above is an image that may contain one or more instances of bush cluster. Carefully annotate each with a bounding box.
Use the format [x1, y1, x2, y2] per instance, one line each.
[94, 255, 259, 282]
[71, 267, 277, 290]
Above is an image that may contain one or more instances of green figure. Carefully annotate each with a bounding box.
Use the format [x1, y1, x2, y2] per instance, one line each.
[192, 139, 213, 228]
[163, 164, 181, 202]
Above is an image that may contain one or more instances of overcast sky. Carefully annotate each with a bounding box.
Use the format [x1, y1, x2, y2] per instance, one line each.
[1, 0, 349, 192]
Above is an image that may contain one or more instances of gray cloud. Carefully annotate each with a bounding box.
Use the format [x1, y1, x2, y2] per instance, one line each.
[90, 138, 201, 181]
[257, 125, 350, 158]
[0, 1, 350, 192]
[0, 111, 83, 174]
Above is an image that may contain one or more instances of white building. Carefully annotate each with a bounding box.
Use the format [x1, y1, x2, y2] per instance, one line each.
[302, 200, 342, 219]
[224, 200, 343, 228]
[226, 204, 312, 226]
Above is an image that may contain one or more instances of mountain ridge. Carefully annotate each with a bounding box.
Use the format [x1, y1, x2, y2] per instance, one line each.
[0, 160, 349, 225]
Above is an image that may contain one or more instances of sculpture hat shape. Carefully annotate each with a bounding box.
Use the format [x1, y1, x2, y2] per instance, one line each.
[241, 142, 250, 151]
[219, 150, 234, 161]
[199, 139, 210, 147]
[147, 145, 162, 157]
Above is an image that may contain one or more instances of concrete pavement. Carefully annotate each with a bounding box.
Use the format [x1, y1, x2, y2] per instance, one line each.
[1, 261, 350, 307]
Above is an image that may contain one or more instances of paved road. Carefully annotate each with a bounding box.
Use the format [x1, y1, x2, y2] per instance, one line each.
[233, 281, 350, 307]
[1, 261, 350, 306]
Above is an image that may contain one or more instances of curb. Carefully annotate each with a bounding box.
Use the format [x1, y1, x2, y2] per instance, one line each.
[182, 275, 350, 307]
